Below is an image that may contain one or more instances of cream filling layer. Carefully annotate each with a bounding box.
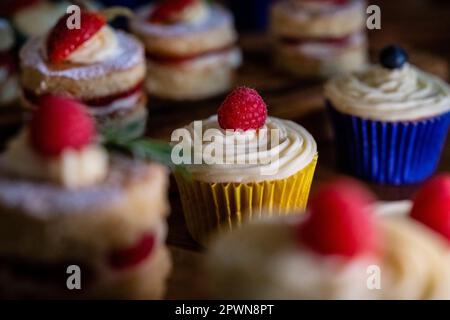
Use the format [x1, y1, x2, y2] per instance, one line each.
[178, 116, 317, 183]
[3, 131, 109, 189]
[325, 63, 450, 121]
[66, 26, 119, 65]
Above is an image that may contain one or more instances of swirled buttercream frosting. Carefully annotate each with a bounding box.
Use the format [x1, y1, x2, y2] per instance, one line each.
[173, 116, 317, 183]
[325, 63, 450, 121]
[209, 205, 450, 299]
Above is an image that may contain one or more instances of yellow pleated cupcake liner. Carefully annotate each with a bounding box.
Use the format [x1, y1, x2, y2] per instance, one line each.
[174, 155, 318, 245]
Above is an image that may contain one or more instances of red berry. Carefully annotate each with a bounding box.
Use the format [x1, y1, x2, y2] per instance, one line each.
[410, 174, 450, 241]
[218, 87, 268, 131]
[29, 95, 95, 157]
[149, 0, 198, 23]
[108, 233, 156, 271]
[46, 10, 106, 64]
[299, 178, 378, 258]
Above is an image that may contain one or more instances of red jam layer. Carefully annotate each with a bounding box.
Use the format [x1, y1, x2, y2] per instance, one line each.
[108, 233, 156, 271]
[146, 44, 236, 65]
[280, 34, 355, 47]
[24, 82, 143, 109]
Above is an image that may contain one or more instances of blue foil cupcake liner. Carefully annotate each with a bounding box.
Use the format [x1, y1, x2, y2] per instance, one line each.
[327, 102, 450, 185]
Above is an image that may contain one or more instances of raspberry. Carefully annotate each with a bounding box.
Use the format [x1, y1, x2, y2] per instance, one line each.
[218, 87, 268, 131]
[29, 95, 95, 157]
[46, 10, 106, 64]
[298, 178, 378, 257]
[149, 0, 197, 23]
[108, 233, 156, 271]
[410, 174, 450, 241]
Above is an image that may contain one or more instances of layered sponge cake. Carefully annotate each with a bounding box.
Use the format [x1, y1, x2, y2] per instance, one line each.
[20, 9, 147, 137]
[270, 0, 368, 78]
[0, 96, 171, 299]
[130, 0, 242, 100]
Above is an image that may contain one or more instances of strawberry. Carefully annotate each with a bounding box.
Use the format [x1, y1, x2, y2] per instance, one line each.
[46, 10, 106, 64]
[298, 178, 378, 257]
[149, 0, 198, 23]
[29, 95, 95, 157]
[217, 87, 268, 131]
[410, 174, 450, 241]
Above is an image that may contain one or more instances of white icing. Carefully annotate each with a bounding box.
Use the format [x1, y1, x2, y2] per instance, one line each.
[88, 91, 141, 116]
[131, 4, 233, 38]
[0, 157, 152, 217]
[210, 207, 450, 300]
[0, 19, 14, 51]
[2, 131, 109, 189]
[325, 63, 450, 121]
[178, 116, 317, 183]
[66, 26, 119, 64]
[20, 31, 144, 81]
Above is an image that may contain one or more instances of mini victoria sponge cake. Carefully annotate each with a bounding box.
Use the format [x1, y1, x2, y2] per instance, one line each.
[0, 96, 171, 299]
[130, 0, 242, 100]
[270, 0, 368, 78]
[20, 10, 147, 137]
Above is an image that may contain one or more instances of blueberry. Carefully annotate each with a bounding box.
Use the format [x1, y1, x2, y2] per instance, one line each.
[379, 45, 409, 69]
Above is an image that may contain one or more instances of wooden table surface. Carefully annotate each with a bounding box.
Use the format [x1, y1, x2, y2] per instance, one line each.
[143, 0, 450, 299]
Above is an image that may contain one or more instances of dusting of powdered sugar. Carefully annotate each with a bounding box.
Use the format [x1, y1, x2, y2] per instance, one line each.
[130, 4, 233, 38]
[0, 156, 152, 219]
[20, 31, 144, 80]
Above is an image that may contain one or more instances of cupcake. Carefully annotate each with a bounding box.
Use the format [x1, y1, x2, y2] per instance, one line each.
[0, 96, 171, 299]
[129, 0, 242, 100]
[325, 45, 450, 185]
[173, 87, 318, 245]
[208, 179, 450, 299]
[0, 19, 19, 107]
[20, 9, 147, 138]
[270, 0, 368, 78]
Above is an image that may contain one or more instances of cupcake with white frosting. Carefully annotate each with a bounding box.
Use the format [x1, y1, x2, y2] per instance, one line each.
[20, 9, 147, 138]
[325, 45, 450, 185]
[173, 87, 318, 245]
[129, 0, 242, 100]
[208, 178, 450, 299]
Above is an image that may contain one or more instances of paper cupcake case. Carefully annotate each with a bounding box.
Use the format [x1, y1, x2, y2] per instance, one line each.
[174, 155, 318, 245]
[327, 102, 450, 185]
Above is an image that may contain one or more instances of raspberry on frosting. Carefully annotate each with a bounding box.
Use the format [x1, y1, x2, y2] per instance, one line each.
[46, 10, 106, 64]
[298, 178, 378, 258]
[410, 174, 450, 242]
[218, 87, 268, 131]
[29, 95, 95, 157]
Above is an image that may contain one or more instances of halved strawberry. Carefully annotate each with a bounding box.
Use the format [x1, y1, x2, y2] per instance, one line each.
[46, 10, 106, 64]
[149, 0, 198, 24]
